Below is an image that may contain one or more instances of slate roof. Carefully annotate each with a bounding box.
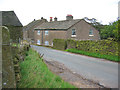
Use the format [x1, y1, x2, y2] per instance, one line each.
[23, 19, 47, 31]
[0, 11, 23, 26]
[35, 19, 81, 30]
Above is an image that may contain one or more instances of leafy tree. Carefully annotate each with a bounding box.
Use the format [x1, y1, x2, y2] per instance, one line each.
[100, 20, 119, 41]
[113, 20, 120, 41]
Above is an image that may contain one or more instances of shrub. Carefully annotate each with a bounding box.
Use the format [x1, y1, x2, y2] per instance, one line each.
[67, 39, 77, 49]
[53, 39, 67, 50]
[53, 39, 118, 56]
[67, 39, 118, 56]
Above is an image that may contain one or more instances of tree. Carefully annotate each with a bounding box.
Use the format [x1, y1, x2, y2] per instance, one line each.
[113, 20, 120, 41]
[100, 20, 119, 41]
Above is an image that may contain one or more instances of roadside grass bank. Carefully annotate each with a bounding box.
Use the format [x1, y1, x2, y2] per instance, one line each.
[66, 48, 119, 62]
[17, 48, 75, 88]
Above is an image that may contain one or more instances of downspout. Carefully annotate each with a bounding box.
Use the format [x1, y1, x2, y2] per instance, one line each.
[42, 30, 43, 45]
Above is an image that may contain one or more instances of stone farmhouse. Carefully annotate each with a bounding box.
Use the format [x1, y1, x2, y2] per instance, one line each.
[34, 15, 100, 46]
[23, 18, 47, 43]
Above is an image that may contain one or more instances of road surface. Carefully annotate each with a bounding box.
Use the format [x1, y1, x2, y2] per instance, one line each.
[31, 45, 118, 88]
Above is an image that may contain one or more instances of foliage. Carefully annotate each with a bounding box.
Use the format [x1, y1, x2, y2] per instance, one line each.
[67, 39, 77, 49]
[67, 39, 118, 56]
[53, 39, 67, 50]
[17, 48, 75, 88]
[66, 48, 119, 62]
[100, 20, 119, 41]
[53, 39, 119, 61]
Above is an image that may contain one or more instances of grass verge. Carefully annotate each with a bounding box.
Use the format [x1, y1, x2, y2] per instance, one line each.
[66, 48, 119, 62]
[17, 48, 75, 88]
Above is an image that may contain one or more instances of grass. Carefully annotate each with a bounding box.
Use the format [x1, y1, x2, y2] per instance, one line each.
[66, 48, 119, 62]
[17, 48, 75, 88]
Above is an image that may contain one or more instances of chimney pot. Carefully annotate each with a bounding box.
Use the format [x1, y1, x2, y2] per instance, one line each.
[54, 17, 57, 21]
[66, 14, 73, 20]
[50, 17, 53, 22]
[41, 17, 43, 19]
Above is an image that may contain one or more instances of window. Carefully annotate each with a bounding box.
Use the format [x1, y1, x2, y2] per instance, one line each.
[72, 29, 76, 35]
[37, 30, 40, 35]
[37, 40, 41, 45]
[45, 30, 49, 35]
[45, 41, 49, 45]
[89, 29, 93, 36]
[71, 29, 76, 37]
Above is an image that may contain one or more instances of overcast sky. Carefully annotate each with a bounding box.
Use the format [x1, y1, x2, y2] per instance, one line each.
[0, 0, 119, 26]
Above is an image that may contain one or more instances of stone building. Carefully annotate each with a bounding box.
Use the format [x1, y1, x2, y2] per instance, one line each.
[0, 11, 23, 43]
[34, 15, 100, 46]
[23, 18, 47, 43]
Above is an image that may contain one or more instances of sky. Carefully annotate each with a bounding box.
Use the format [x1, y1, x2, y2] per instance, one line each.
[0, 0, 119, 26]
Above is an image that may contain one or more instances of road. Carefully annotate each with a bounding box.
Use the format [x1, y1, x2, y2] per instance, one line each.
[31, 45, 118, 88]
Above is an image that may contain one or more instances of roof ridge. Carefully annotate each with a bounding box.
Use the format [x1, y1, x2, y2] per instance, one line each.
[35, 19, 81, 30]
[49, 19, 81, 23]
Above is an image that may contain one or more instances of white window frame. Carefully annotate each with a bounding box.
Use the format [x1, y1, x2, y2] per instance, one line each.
[37, 40, 41, 45]
[37, 30, 40, 35]
[89, 29, 94, 36]
[45, 41, 49, 46]
[71, 29, 76, 37]
[45, 30, 49, 35]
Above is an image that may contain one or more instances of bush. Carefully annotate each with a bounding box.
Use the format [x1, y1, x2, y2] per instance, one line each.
[67, 39, 77, 49]
[53, 39, 67, 50]
[72, 40, 118, 56]
[53, 39, 119, 56]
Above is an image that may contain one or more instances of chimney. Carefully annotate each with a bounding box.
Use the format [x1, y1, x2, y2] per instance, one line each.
[41, 17, 44, 19]
[54, 17, 57, 21]
[66, 14, 73, 20]
[50, 17, 53, 22]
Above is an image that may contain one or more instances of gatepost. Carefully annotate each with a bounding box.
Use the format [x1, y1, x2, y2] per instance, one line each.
[1, 26, 16, 88]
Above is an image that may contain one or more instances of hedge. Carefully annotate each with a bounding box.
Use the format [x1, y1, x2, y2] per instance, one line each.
[53, 39, 119, 56]
[53, 39, 67, 50]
